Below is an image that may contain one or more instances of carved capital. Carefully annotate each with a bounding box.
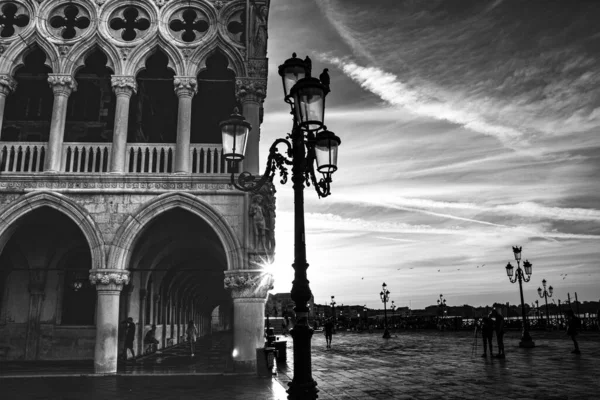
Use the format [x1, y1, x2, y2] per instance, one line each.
[89, 269, 130, 291]
[173, 76, 198, 97]
[111, 76, 137, 96]
[48, 74, 77, 97]
[224, 270, 274, 299]
[236, 78, 267, 103]
[0, 75, 17, 96]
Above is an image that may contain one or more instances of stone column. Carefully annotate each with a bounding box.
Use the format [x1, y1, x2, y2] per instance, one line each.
[45, 75, 77, 172]
[110, 76, 136, 173]
[89, 269, 130, 374]
[25, 270, 47, 360]
[236, 78, 267, 175]
[138, 289, 147, 355]
[0, 75, 17, 139]
[173, 77, 197, 174]
[224, 269, 274, 372]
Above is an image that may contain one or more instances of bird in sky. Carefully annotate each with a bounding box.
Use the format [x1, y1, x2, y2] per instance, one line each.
[438, 270, 440, 272]
[361, 277, 364, 280]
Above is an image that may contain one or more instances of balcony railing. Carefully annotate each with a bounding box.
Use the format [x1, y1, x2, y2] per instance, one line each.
[62, 143, 112, 173]
[0, 142, 229, 175]
[0, 142, 46, 173]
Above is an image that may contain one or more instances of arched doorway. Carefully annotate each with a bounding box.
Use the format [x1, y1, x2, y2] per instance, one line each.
[0, 206, 95, 361]
[125, 207, 231, 359]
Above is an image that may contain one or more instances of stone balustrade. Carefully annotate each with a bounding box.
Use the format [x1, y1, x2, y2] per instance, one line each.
[0, 141, 228, 175]
[0, 142, 47, 173]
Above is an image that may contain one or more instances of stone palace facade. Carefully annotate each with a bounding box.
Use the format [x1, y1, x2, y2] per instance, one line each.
[0, 0, 275, 374]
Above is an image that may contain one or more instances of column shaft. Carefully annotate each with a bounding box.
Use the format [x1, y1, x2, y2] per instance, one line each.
[0, 75, 17, 139]
[110, 77, 136, 173]
[45, 75, 76, 172]
[241, 99, 261, 175]
[94, 290, 121, 374]
[233, 298, 266, 371]
[173, 77, 197, 174]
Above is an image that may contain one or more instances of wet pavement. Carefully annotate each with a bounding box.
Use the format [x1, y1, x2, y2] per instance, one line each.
[276, 328, 600, 400]
[1, 329, 599, 399]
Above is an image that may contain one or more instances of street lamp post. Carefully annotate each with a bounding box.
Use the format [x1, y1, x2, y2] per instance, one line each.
[505, 246, 535, 348]
[537, 279, 553, 329]
[330, 296, 336, 325]
[380, 283, 391, 339]
[221, 53, 341, 400]
[390, 301, 396, 328]
[437, 294, 447, 328]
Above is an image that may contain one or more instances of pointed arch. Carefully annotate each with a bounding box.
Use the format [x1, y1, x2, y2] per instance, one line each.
[190, 38, 246, 77]
[108, 192, 243, 272]
[125, 38, 185, 77]
[0, 33, 59, 75]
[63, 35, 120, 76]
[0, 192, 106, 271]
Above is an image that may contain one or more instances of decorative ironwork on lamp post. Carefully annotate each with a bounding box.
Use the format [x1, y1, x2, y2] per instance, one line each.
[380, 283, 391, 339]
[505, 246, 535, 348]
[537, 279, 553, 328]
[220, 53, 340, 400]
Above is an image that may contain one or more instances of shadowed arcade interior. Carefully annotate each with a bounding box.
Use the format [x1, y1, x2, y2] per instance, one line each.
[125, 207, 232, 359]
[0, 206, 95, 361]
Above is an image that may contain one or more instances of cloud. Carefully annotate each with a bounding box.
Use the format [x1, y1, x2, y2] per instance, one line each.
[322, 57, 525, 148]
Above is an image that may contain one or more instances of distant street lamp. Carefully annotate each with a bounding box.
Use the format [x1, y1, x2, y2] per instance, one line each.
[437, 294, 447, 326]
[505, 246, 535, 348]
[537, 279, 553, 328]
[363, 305, 368, 327]
[390, 301, 396, 327]
[380, 283, 391, 339]
[221, 53, 341, 399]
[330, 296, 336, 324]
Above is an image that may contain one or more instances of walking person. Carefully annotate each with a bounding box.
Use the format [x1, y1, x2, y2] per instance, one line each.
[324, 318, 334, 349]
[121, 317, 136, 361]
[566, 309, 581, 354]
[480, 315, 494, 357]
[186, 320, 198, 357]
[491, 309, 505, 358]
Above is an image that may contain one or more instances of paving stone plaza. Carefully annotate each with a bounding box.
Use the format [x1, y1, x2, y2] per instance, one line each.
[1, 329, 598, 399]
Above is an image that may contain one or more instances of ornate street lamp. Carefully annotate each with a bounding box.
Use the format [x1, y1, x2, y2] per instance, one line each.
[505, 246, 535, 348]
[390, 301, 396, 327]
[330, 296, 336, 324]
[437, 294, 447, 326]
[537, 279, 553, 329]
[221, 54, 340, 399]
[380, 283, 391, 339]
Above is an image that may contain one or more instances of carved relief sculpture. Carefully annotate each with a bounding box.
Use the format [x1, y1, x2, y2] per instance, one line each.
[249, 193, 266, 250]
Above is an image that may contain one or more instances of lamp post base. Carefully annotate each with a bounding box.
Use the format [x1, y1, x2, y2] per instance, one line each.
[519, 330, 535, 348]
[519, 338, 535, 348]
[382, 328, 391, 339]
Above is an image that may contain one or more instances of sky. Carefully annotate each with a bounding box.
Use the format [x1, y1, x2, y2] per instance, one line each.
[260, 0, 600, 310]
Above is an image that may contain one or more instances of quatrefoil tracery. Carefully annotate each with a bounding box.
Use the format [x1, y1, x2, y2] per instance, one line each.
[226, 11, 245, 43]
[0, 2, 30, 38]
[109, 7, 150, 42]
[49, 5, 90, 40]
[169, 8, 208, 43]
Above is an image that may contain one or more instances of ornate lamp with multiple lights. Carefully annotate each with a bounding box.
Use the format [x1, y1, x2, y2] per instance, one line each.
[220, 53, 341, 400]
[380, 283, 391, 339]
[537, 279, 553, 328]
[505, 246, 535, 348]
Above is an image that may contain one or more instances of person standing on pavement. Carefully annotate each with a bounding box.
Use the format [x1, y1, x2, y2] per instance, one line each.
[121, 317, 136, 361]
[566, 309, 581, 354]
[480, 316, 494, 357]
[324, 318, 334, 349]
[186, 320, 198, 357]
[491, 309, 505, 358]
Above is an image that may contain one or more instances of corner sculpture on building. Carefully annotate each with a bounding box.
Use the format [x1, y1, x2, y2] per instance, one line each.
[0, 0, 274, 374]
